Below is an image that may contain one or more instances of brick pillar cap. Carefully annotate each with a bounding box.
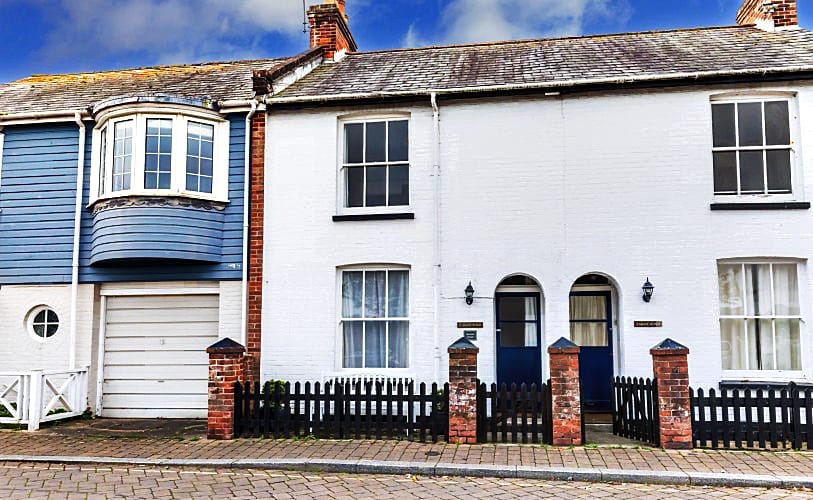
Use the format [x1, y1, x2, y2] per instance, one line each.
[448, 337, 479, 353]
[548, 337, 580, 354]
[650, 338, 689, 356]
[207, 337, 246, 354]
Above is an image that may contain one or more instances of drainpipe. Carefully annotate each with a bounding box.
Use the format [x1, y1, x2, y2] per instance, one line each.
[431, 93, 442, 380]
[69, 112, 86, 370]
[241, 101, 258, 347]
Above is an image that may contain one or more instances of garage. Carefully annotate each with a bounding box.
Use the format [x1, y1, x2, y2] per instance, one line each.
[99, 293, 220, 418]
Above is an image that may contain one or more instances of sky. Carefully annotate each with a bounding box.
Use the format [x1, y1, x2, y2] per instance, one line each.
[0, 0, 809, 84]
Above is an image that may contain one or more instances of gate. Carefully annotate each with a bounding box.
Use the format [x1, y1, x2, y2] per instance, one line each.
[476, 381, 553, 444]
[234, 380, 449, 442]
[611, 376, 660, 446]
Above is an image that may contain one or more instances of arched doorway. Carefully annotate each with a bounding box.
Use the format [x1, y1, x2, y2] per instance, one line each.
[495, 275, 543, 388]
[569, 274, 617, 412]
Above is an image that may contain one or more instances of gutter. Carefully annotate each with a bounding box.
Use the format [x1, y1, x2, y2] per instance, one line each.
[266, 65, 813, 105]
[430, 93, 442, 380]
[241, 101, 259, 347]
[69, 112, 86, 370]
[0, 110, 89, 126]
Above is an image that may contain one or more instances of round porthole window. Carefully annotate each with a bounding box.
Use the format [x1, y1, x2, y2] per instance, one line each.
[27, 306, 60, 340]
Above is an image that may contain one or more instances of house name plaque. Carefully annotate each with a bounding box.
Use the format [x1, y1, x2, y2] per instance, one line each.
[634, 321, 663, 328]
[457, 322, 484, 329]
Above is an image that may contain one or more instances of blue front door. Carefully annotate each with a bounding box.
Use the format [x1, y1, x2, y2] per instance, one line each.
[496, 293, 542, 388]
[569, 291, 613, 412]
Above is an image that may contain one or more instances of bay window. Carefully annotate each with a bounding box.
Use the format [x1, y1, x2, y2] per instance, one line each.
[92, 109, 229, 202]
[342, 118, 409, 209]
[718, 262, 803, 373]
[341, 268, 409, 369]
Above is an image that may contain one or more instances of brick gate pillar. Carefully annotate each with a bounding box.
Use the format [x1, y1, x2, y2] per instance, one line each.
[448, 338, 479, 444]
[548, 337, 582, 446]
[207, 338, 246, 440]
[650, 338, 692, 450]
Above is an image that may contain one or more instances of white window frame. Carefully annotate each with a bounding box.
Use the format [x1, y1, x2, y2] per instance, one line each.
[336, 265, 412, 371]
[710, 92, 801, 202]
[718, 259, 807, 381]
[90, 106, 230, 204]
[26, 305, 60, 342]
[336, 113, 411, 215]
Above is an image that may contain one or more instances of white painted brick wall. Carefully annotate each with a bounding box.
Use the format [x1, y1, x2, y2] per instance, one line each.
[264, 83, 813, 389]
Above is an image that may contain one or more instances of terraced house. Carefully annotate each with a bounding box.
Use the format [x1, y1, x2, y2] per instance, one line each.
[1, 0, 812, 428]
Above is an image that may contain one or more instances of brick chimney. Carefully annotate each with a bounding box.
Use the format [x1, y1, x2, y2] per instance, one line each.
[308, 0, 357, 60]
[737, 0, 798, 30]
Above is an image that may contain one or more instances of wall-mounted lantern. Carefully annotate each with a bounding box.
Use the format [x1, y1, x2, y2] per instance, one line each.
[642, 278, 654, 303]
[465, 282, 475, 305]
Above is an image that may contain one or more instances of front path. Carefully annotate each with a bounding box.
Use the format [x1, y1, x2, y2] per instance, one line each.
[0, 462, 810, 499]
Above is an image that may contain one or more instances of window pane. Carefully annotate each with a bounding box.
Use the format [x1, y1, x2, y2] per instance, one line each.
[718, 264, 744, 316]
[344, 123, 363, 164]
[33, 324, 45, 337]
[570, 323, 608, 347]
[146, 136, 159, 153]
[766, 150, 792, 193]
[387, 271, 408, 317]
[144, 173, 157, 189]
[34, 310, 46, 323]
[775, 319, 801, 370]
[754, 318, 775, 370]
[499, 296, 537, 321]
[388, 165, 409, 206]
[346, 167, 364, 207]
[765, 101, 791, 146]
[720, 319, 745, 370]
[99, 129, 107, 196]
[365, 166, 386, 207]
[738, 102, 764, 147]
[342, 271, 363, 318]
[365, 122, 386, 163]
[745, 264, 772, 316]
[364, 322, 386, 368]
[112, 120, 133, 192]
[388, 120, 409, 162]
[200, 140, 213, 159]
[199, 177, 213, 194]
[772, 264, 799, 316]
[200, 159, 213, 177]
[342, 322, 363, 368]
[186, 174, 198, 191]
[744, 319, 760, 370]
[712, 103, 736, 147]
[499, 323, 527, 347]
[388, 321, 409, 368]
[569, 295, 607, 320]
[713, 152, 738, 194]
[739, 151, 765, 193]
[364, 271, 386, 318]
[46, 310, 58, 323]
[45, 324, 58, 337]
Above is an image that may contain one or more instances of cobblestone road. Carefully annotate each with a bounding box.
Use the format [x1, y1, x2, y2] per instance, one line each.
[0, 462, 811, 499]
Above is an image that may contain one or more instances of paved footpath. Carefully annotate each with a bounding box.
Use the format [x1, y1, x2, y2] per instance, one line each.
[2, 431, 813, 489]
[1, 462, 812, 499]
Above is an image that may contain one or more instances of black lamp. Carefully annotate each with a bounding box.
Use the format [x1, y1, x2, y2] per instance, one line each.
[465, 282, 475, 305]
[642, 278, 654, 303]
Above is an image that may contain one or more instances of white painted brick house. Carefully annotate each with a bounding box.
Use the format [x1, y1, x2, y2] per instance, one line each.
[259, 0, 813, 411]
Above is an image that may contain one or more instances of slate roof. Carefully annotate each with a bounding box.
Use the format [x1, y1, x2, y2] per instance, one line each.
[274, 25, 813, 102]
[0, 58, 291, 116]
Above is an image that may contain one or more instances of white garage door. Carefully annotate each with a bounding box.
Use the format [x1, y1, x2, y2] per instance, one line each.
[101, 294, 219, 418]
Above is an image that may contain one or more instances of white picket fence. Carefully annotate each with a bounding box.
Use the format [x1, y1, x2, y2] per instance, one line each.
[0, 368, 89, 431]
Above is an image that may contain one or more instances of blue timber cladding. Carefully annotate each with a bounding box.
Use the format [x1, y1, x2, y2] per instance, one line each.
[0, 123, 79, 284]
[0, 113, 246, 285]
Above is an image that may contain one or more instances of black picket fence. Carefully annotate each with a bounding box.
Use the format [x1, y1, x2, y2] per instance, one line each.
[233, 380, 449, 442]
[611, 376, 660, 446]
[691, 383, 813, 450]
[476, 381, 553, 444]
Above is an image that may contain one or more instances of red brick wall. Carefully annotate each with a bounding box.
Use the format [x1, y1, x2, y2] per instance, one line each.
[548, 342, 582, 446]
[737, 0, 797, 28]
[651, 347, 692, 450]
[245, 111, 265, 382]
[447, 345, 479, 444]
[207, 351, 244, 440]
[308, 4, 358, 59]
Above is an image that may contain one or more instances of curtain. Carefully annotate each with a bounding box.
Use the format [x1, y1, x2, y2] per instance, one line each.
[388, 271, 409, 317]
[524, 297, 537, 347]
[365, 322, 386, 368]
[718, 265, 744, 315]
[773, 264, 799, 316]
[343, 322, 363, 368]
[775, 319, 802, 370]
[365, 271, 386, 318]
[569, 296, 607, 347]
[745, 264, 772, 316]
[388, 321, 409, 368]
[342, 271, 363, 318]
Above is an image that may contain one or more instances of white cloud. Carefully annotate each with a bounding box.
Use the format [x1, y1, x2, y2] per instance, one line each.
[37, 0, 323, 65]
[405, 0, 632, 47]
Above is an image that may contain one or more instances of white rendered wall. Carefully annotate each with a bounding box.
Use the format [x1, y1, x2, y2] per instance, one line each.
[264, 82, 813, 388]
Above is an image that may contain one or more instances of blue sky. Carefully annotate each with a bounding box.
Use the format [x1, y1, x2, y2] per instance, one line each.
[0, 0, 809, 84]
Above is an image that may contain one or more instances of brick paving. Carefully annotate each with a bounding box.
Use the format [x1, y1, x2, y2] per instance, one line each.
[1, 431, 813, 478]
[0, 462, 811, 499]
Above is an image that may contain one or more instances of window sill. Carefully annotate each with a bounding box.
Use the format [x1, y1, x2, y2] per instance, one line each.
[89, 191, 229, 209]
[333, 212, 415, 222]
[710, 202, 811, 211]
